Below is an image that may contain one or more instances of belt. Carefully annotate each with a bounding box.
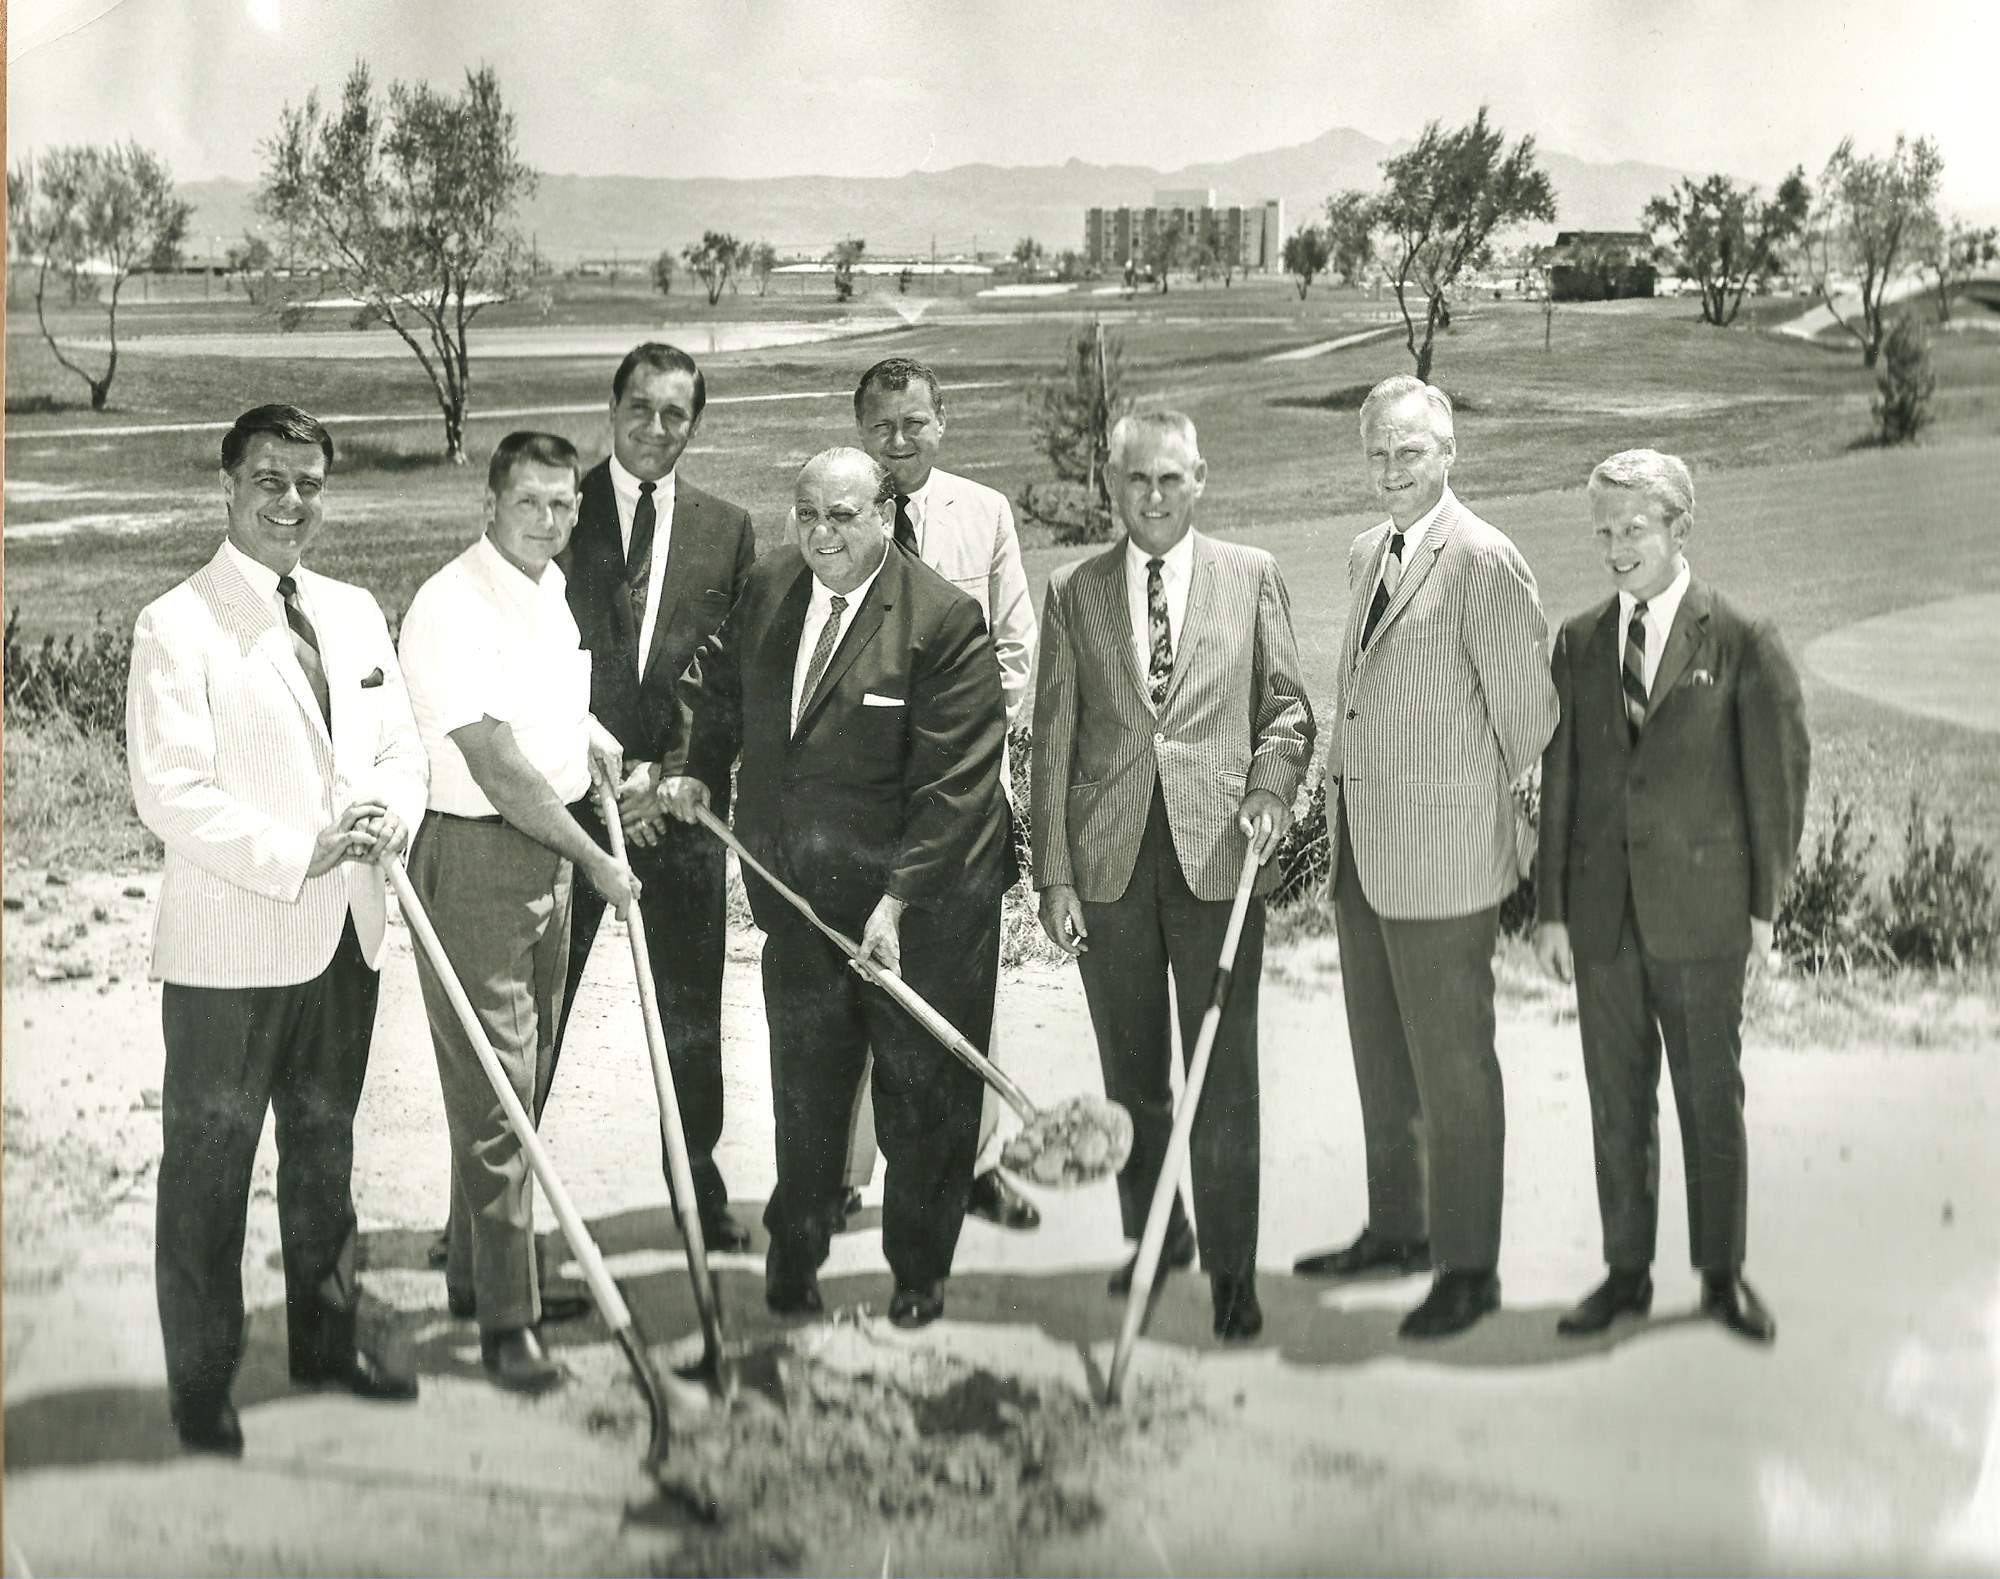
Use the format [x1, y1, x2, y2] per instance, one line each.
[426, 807, 504, 826]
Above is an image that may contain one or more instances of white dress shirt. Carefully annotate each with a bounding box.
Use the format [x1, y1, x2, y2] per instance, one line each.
[791, 559, 887, 734]
[608, 452, 677, 676]
[222, 537, 320, 645]
[1374, 485, 1453, 603]
[898, 470, 936, 554]
[1124, 530, 1195, 708]
[1618, 558, 1692, 695]
[400, 536, 593, 817]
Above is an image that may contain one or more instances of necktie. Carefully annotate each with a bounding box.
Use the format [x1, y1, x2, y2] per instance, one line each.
[1145, 557, 1173, 709]
[893, 495, 918, 557]
[626, 480, 657, 634]
[1360, 531, 1405, 650]
[276, 573, 331, 727]
[798, 593, 848, 727]
[1623, 599, 1650, 741]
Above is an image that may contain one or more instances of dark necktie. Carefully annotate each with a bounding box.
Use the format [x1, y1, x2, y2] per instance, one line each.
[1360, 531, 1405, 650]
[1145, 557, 1173, 709]
[276, 573, 331, 727]
[1623, 599, 1650, 741]
[797, 593, 848, 727]
[626, 480, 657, 634]
[893, 495, 918, 557]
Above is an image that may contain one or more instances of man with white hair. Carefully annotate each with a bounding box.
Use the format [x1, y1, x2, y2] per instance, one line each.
[1032, 408, 1314, 1342]
[1535, 448, 1808, 1345]
[1296, 375, 1559, 1341]
[661, 447, 1015, 1329]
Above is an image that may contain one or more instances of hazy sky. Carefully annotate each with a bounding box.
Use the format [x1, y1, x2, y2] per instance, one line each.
[9, 0, 1997, 208]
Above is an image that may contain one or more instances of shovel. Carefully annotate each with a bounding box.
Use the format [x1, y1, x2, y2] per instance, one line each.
[690, 803, 1132, 1187]
[596, 781, 733, 1401]
[1104, 840, 1261, 1406]
[388, 862, 686, 1469]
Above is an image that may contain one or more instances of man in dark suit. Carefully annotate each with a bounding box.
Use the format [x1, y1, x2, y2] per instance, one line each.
[551, 341, 758, 1252]
[1536, 448, 1809, 1345]
[661, 447, 1015, 1329]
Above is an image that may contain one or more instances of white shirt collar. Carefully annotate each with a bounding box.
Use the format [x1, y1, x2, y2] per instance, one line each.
[473, 532, 558, 609]
[1620, 558, 1691, 629]
[222, 537, 289, 602]
[1123, 528, 1196, 583]
[1387, 485, 1454, 558]
[806, 554, 886, 621]
[608, 450, 677, 526]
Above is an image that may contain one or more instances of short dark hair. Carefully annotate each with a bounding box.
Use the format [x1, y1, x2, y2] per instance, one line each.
[221, 404, 334, 473]
[853, 356, 943, 421]
[611, 342, 706, 417]
[486, 430, 581, 496]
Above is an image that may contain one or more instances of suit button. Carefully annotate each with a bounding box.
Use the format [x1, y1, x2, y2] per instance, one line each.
[1346, 709, 1357, 721]
[1154, 732, 1166, 744]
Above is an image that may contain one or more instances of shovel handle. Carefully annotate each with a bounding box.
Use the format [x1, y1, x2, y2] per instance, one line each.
[388, 863, 635, 1337]
[690, 803, 1039, 1124]
[1106, 841, 1261, 1405]
[595, 782, 727, 1366]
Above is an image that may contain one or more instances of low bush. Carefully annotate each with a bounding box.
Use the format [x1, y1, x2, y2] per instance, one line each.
[2, 714, 157, 871]
[1775, 794, 1889, 973]
[3, 609, 132, 742]
[1872, 315, 1936, 445]
[1881, 793, 1999, 969]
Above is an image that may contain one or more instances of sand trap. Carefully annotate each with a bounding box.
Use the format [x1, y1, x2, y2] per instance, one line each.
[1805, 592, 2000, 735]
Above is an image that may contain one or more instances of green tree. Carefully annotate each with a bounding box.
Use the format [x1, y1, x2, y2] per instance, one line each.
[1012, 235, 1044, 274]
[1872, 314, 1935, 444]
[1282, 222, 1330, 299]
[1143, 214, 1186, 292]
[682, 229, 741, 306]
[258, 63, 536, 462]
[1374, 107, 1557, 381]
[1322, 189, 1377, 286]
[7, 142, 191, 410]
[1804, 134, 1943, 367]
[748, 239, 779, 296]
[1921, 215, 1999, 323]
[829, 236, 865, 300]
[1644, 169, 1810, 326]
[1017, 318, 1133, 543]
[651, 248, 676, 295]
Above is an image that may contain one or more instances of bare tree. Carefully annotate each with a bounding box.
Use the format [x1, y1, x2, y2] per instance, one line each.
[682, 230, 741, 306]
[1645, 170, 1810, 326]
[1322, 189, 1377, 286]
[1375, 107, 1557, 381]
[1920, 215, 1999, 323]
[1282, 223, 1330, 299]
[1803, 134, 1943, 367]
[259, 63, 536, 462]
[7, 142, 191, 410]
[1017, 319, 1133, 543]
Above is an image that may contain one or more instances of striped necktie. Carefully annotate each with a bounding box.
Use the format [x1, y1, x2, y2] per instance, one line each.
[1361, 531, 1405, 650]
[797, 593, 848, 729]
[1145, 557, 1173, 709]
[893, 495, 918, 556]
[276, 573, 331, 727]
[1623, 599, 1650, 741]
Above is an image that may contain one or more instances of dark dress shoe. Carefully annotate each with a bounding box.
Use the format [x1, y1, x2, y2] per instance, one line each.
[889, 1284, 945, 1329]
[1398, 1269, 1501, 1340]
[1108, 1220, 1197, 1296]
[1211, 1274, 1264, 1341]
[1701, 1273, 1776, 1345]
[700, 1207, 754, 1254]
[174, 1399, 244, 1458]
[448, 1286, 594, 1324]
[966, 1169, 1041, 1231]
[1557, 1268, 1654, 1337]
[294, 1346, 419, 1402]
[1294, 1226, 1432, 1279]
[766, 1270, 825, 1317]
[480, 1327, 564, 1394]
[840, 1187, 864, 1220]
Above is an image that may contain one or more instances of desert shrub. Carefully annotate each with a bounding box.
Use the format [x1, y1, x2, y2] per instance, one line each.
[2, 714, 157, 870]
[1872, 315, 1936, 445]
[3, 608, 132, 741]
[1880, 793, 1999, 968]
[1775, 794, 1890, 973]
[1270, 771, 1331, 906]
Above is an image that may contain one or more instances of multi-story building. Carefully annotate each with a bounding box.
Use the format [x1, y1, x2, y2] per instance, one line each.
[1082, 195, 1285, 274]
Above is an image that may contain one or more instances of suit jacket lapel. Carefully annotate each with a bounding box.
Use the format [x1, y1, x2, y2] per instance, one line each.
[1646, 577, 1710, 722]
[577, 465, 641, 653]
[796, 557, 893, 737]
[298, 567, 356, 765]
[1161, 533, 1214, 711]
[1088, 540, 1149, 703]
[641, 485, 700, 683]
[210, 548, 332, 748]
[1366, 494, 1458, 654]
[1584, 597, 1630, 757]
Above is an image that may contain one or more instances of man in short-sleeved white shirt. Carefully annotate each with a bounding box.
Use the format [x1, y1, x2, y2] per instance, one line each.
[398, 431, 636, 1396]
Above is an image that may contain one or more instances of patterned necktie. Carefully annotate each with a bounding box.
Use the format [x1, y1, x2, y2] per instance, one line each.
[798, 593, 848, 727]
[626, 480, 657, 633]
[1623, 599, 1650, 741]
[893, 495, 918, 557]
[1360, 531, 1405, 650]
[1145, 557, 1173, 709]
[276, 573, 331, 727]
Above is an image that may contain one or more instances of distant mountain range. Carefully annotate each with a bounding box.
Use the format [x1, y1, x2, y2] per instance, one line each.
[181, 125, 1721, 264]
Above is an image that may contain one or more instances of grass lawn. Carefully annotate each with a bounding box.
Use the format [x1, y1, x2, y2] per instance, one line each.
[6, 283, 1998, 866]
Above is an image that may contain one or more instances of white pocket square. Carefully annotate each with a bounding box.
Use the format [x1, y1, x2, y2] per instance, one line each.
[862, 692, 905, 707]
